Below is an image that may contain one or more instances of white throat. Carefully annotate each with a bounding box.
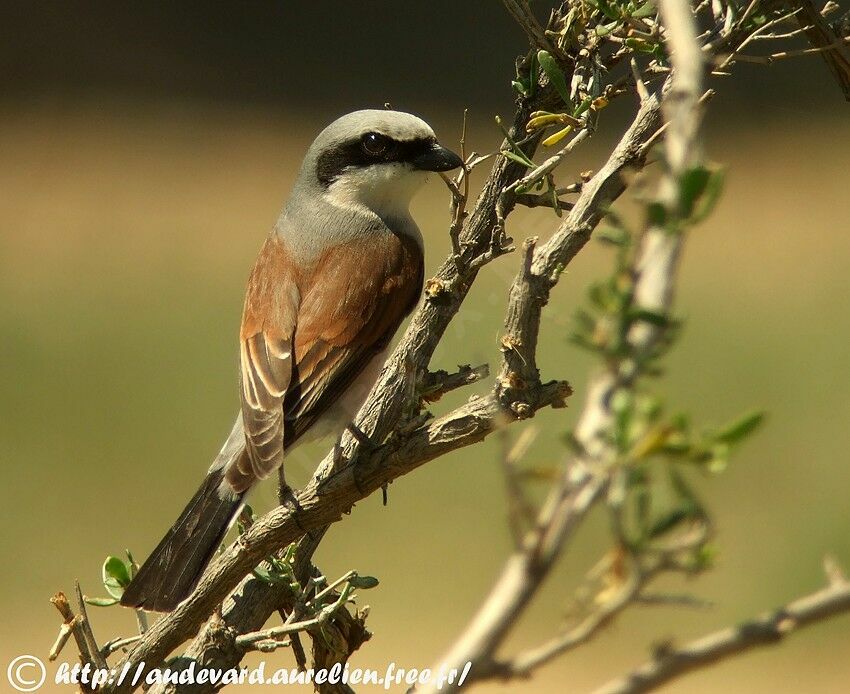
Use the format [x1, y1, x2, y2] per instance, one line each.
[325, 163, 427, 223]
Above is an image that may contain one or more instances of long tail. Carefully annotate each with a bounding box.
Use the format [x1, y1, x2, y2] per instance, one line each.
[120, 466, 243, 612]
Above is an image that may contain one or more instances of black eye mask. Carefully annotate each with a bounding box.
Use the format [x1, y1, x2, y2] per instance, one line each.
[315, 135, 435, 186]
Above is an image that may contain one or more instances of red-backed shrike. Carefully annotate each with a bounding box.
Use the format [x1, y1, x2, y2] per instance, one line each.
[120, 110, 462, 612]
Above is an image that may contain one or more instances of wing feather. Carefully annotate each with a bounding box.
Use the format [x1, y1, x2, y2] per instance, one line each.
[228, 230, 423, 492]
[231, 236, 298, 488]
[283, 232, 423, 440]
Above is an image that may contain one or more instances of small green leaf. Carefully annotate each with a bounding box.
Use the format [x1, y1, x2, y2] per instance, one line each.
[570, 333, 600, 353]
[669, 468, 704, 519]
[629, 308, 670, 327]
[102, 556, 131, 598]
[596, 21, 618, 36]
[574, 309, 597, 331]
[646, 202, 667, 227]
[597, 227, 631, 247]
[528, 51, 538, 97]
[626, 37, 650, 52]
[678, 166, 711, 218]
[714, 411, 765, 445]
[103, 556, 131, 586]
[349, 575, 380, 589]
[631, 1, 656, 18]
[691, 169, 725, 224]
[692, 543, 718, 570]
[596, 0, 622, 20]
[537, 50, 572, 107]
[573, 97, 593, 118]
[85, 596, 120, 607]
[501, 150, 536, 168]
[649, 507, 689, 538]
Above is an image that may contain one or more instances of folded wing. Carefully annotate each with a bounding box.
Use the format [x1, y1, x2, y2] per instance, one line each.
[233, 231, 423, 491]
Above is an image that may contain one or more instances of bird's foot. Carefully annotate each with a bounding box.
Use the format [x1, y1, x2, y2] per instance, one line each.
[278, 483, 307, 533]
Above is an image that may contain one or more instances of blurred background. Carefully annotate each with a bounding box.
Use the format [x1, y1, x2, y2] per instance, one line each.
[1, 2, 849, 692]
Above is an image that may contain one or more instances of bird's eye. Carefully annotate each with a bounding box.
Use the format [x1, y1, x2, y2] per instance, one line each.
[361, 132, 391, 156]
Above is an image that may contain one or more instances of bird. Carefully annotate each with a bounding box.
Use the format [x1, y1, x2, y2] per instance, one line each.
[120, 109, 463, 612]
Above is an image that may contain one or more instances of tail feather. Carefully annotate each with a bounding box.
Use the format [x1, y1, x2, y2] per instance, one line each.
[120, 467, 243, 612]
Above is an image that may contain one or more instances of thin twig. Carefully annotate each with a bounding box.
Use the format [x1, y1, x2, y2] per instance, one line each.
[499, 425, 539, 547]
[100, 635, 142, 658]
[593, 576, 850, 694]
[420, 363, 490, 402]
[49, 614, 82, 662]
[50, 592, 95, 667]
[75, 582, 108, 670]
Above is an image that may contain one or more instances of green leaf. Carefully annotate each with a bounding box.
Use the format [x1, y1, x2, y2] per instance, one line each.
[597, 227, 631, 247]
[595, 0, 622, 20]
[690, 169, 725, 224]
[502, 150, 536, 168]
[103, 556, 131, 586]
[629, 308, 670, 327]
[537, 50, 572, 107]
[646, 202, 667, 228]
[648, 507, 689, 537]
[85, 596, 120, 607]
[528, 51, 538, 98]
[570, 333, 600, 353]
[573, 96, 593, 118]
[596, 21, 618, 36]
[626, 37, 659, 53]
[631, 1, 657, 18]
[669, 468, 704, 518]
[714, 411, 765, 445]
[574, 308, 596, 331]
[102, 556, 131, 598]
[692, 543, 717, 570]
[349, 575, 380, 589]
[678, 166, 711, 218]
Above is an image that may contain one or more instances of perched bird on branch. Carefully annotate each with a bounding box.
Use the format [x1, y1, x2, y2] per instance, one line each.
[120, 110, 462, 612]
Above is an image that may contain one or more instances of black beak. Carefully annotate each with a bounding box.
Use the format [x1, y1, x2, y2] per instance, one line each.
[411, 142, 464, 172]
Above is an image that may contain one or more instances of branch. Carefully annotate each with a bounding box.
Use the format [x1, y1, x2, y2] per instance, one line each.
[106, 359, 569, 692]
[419, 89, 666, 694]
[501, 0, 558, 54]
[420, 363, 490, 402]
[791, 0, 850, 100]
[147, 528, 367, 694]
[421, 0, 708, 685]
[593, 571, 850, 694]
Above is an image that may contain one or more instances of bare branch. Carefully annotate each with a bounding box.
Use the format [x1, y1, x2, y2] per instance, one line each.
[593, 575, 850, 694]
[419, 89, 666, 694]
[50, 593, 92, 667]
[501, 0, 557, 54]
[498, 425, 539, 547]
[75, 582, 108, 670]
[48, 614, 82, 662]
[420, 363, 490, 402]
[791, 0, 850, 100]
[420, 0, 714, 686]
